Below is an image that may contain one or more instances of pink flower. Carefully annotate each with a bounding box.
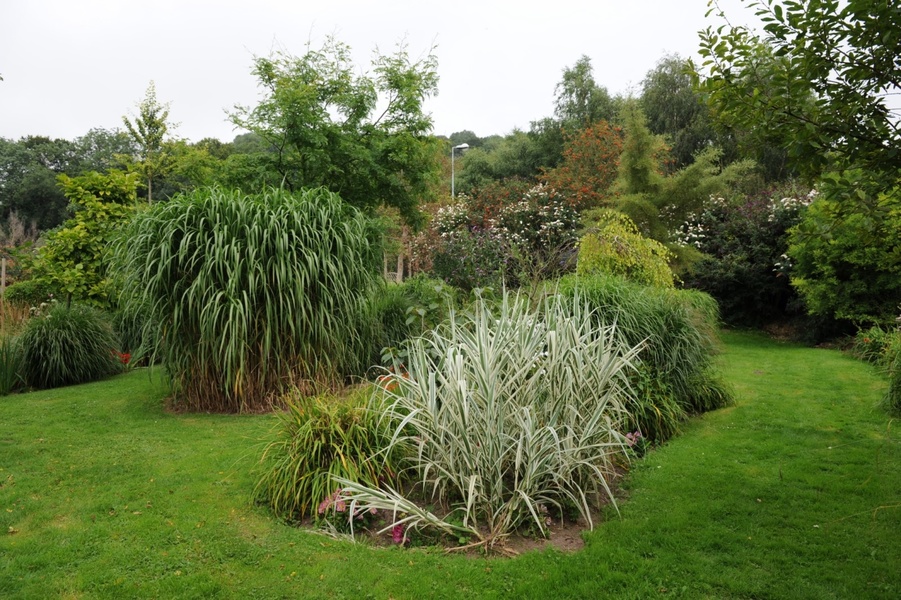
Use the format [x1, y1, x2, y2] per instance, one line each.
[392, 523, 406, 544]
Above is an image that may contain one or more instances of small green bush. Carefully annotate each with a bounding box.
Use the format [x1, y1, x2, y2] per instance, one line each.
[255, 388, 404, 521]
[362, 275, 456, 371]
[19, 303, 121, 389]
[3, 278, 57, 305]
[577, 210, 675, 288]
[559, 273, 731, 441]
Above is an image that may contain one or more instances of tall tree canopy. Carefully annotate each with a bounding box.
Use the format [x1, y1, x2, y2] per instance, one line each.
[641, 54, 719, 171]
[554, 55, 616, 129]
[0, 136, 77, 229]
[695, 0, 901, 181]
[230, 38, 442, 226]
[696, 0, 901, 326]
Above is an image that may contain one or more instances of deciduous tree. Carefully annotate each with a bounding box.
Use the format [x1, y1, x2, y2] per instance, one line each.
[542, 122, 623, 211]
[123, 81, 174, 203]
[641, 54, 720, 171]
[696, 0, 900, 182]
[230, 37, 442, 226]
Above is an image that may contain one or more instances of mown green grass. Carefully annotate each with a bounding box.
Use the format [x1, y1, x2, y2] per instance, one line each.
[1, 331, 899, 598]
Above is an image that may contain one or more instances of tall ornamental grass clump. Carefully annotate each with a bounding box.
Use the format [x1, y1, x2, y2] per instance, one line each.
[113, 187, 381, 412]
[0, 300, 30, 395]
[338, 292, 641, 549]
[0, 335, 24, 395]
[19, 303, 121, 389]
[559, 274, 731, 441]
[873, 329, 901, 416]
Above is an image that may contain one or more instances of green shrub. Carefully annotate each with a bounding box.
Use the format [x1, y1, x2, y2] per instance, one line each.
[113, 186, 381, 412]
[19, 303, 121, 389]
[339, 292, 639, 549]
[3, 279, 57, 305]
[577, 209, 675, 288]
[255, 388, 404, 521]
[679, 187, 811, 327]
[0, 335, 24, 395]
[430, 227, 508, 291]
[365, 275, 455, 369]
[559, 273, 731, 441]
[426, 183, 580, 291]
[36, 170, 138, 306]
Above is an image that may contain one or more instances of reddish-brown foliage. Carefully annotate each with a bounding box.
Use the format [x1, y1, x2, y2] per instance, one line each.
[542, 122, 624, 212]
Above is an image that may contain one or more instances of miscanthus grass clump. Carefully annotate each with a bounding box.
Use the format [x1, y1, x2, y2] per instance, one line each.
[113, 186, 381, 412]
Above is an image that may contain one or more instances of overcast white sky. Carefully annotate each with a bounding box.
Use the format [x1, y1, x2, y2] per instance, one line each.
[0, 0, 757, 143]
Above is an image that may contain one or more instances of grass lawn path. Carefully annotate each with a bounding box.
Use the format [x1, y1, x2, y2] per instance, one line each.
[1, 331, 899, 598]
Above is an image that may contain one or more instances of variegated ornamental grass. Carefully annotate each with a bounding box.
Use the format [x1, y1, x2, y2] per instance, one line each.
[339, 291, 642, 550]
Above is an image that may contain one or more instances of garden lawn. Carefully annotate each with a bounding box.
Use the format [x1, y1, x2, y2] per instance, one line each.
[1, 331, 899, 598]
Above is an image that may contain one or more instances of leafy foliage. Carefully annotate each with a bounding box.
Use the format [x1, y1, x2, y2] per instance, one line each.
[455, 133, 543, 193]
[113, 186, 381, 412]
[553, 55, 617, 129]
[789, 173, 901, 326]
[35, 170, 139, 305]
[426, 183, 579, 290]
[3, 278, 57, 305]
[696, 0, 901, 182]
[641, 54, 721, 172]
[0, 136, 76, 230]
[255, 388, 404, 521]
[577, 209, 675, 288]
[366, 275, 454, 368]
[122, 81, 174, 203]
[339, 292, 639, 548]
[429, 225, 509, 292]
[19, 302, 121, 389]
[542, 121, 623, 211]
[230, 37, 442, 226]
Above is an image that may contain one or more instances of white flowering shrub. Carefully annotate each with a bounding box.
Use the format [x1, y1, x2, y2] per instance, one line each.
[428, 183, 580, 289]
[677, 187, 814, 325]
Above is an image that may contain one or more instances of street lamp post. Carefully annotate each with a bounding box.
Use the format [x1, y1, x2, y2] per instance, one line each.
[451, 143, 469, 198]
